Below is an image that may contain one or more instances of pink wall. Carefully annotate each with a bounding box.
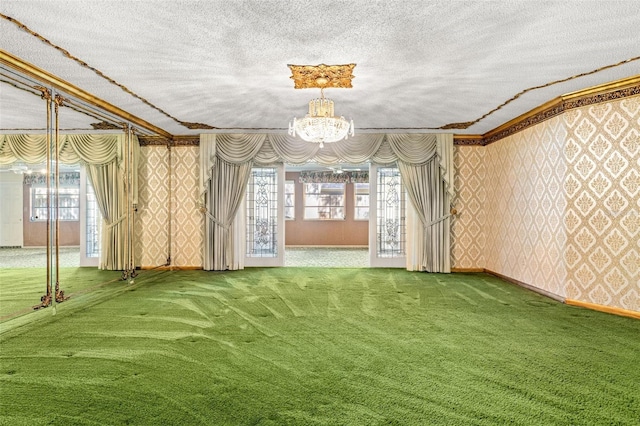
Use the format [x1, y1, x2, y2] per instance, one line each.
[284, 172, 368, 246]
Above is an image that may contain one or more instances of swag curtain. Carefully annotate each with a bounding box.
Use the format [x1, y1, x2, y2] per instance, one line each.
[0, 134, 139, 270]
[200, 133, 454, 272]
[389, 134, 454, 272]
[199, 134, 265, 270]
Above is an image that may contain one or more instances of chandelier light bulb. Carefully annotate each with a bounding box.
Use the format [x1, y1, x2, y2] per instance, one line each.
[288, 88, 354, 147]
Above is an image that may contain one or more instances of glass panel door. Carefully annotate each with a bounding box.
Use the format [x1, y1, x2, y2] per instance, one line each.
[369, 164, 406, 267]
[245, 165, 284, 266]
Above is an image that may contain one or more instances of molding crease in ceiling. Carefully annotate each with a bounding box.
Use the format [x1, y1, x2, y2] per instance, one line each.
[1, 1, 639, 137]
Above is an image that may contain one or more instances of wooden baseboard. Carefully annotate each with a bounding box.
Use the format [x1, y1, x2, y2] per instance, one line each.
[475, 268, 638, 320]
[565, 299, 640, 320]
[483, 269, 565, 303]
[139, 265, 202, 271]
[451, 268, 484, 273]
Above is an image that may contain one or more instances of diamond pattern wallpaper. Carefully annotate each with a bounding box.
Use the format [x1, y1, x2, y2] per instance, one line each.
[136, 145, 170, 267]
[563, 97, 640, 312]
[483, 116, 568, 297]
[451, 95, 639, 313]
[134, 95, 638, 313]
[451, 146, 486, 269]
[136, 145, 203, 268]
[170, 146, 204, 268]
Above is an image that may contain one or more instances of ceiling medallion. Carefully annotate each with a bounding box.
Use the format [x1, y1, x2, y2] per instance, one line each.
[288, 63, 356, 89]
[287, 64, 356, 148]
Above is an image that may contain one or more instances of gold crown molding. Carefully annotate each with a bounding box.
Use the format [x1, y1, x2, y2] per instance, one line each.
[288, 63, 356, 89]
[439, 55, 640, 130]
[482, 97, 565, 145]
[173, 135, 200, 146]
[137, 135, 200, 146]
[483, 75, 640, 145]
[0, 49, 173, 138]
[171, 134, 487, 146]
[138, 135, 172, 146]
[562, 74, 640, 100]
[453, 135, 484, 146]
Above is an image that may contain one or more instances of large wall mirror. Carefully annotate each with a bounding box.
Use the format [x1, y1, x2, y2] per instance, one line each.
[1, 56, 159, 320]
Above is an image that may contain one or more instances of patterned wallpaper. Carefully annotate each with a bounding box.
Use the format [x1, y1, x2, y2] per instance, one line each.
[135, 97, 639, 311]
[451, 146, 486, 269]
[563, 97, 639, 312]
[136, 145, 203, 268]
[136, 145, 170, 267]
[452, 95, 640, 313]
[483, 116, 568, 297]
[170, 146, 203, 268]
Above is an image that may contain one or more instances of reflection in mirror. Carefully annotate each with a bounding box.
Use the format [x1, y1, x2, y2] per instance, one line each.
[0, 66, 50, 317]
[1, 62, 152, 321]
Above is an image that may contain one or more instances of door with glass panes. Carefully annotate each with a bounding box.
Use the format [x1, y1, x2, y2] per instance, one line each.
[244, 165, 285, 266]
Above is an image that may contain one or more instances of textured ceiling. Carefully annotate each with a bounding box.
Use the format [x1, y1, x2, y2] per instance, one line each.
[1, 0, 639, 137]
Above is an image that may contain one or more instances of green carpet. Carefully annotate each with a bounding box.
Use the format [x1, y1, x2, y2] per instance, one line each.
[1, 268, 639, 425]
[0, 267, 123, 318]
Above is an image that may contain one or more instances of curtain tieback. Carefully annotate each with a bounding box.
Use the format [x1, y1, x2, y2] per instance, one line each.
[204, 209, 231, 229]
[106, 214, 126, 229]
[428, 214, 451, 227]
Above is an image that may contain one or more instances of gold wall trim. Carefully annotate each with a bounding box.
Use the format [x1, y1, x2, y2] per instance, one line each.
[138, 135, 172, 146]
[0, 49, 173, 138]
[565, 299, 640, 320]
[137, 135, 199, 146]
[482, 75, 640, 145]
[173, 136, 200, 146]
[288, 63, 356, 89]
[453, 135, 484, 146]
[161, 134, 485, 146]
[439, 56, 640, 130]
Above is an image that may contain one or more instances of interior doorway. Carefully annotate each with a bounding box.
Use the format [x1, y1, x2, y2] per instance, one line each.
[282, 162, 371, 267]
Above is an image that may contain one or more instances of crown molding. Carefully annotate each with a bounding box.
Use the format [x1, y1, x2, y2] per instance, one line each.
[137, 135, 171, 146]
[173, 135, 200, 146]
[453, 135, 484, 146]
[137, 135, 199, 146]
[482, 74, 640, 145]
[5, 47, 636, 149]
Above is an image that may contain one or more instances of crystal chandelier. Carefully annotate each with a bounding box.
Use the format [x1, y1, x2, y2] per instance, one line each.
[288, 86, 354, 148]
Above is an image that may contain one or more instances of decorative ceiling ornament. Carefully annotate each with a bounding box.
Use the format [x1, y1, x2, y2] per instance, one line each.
[288, 63, 356, 89]
[288, 64, 356, 148]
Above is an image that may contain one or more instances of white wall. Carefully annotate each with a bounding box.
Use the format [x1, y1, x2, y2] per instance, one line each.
[0, 172, 24, 247]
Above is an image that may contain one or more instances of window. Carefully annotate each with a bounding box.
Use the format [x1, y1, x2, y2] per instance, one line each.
[303, 182, 345, 220]
[284, 180, 295, 220]
[85, 179, 101, 258]
[30, 187, 80, 221]
[354, 183, 369, 220]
